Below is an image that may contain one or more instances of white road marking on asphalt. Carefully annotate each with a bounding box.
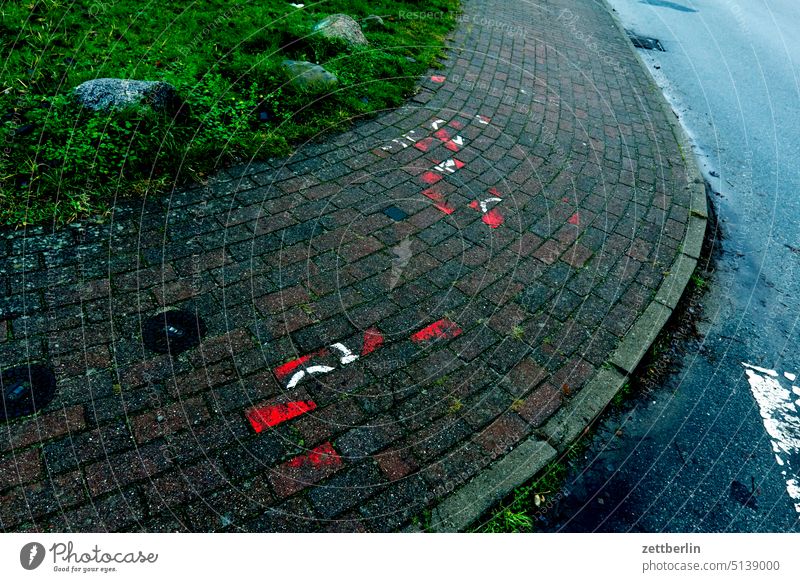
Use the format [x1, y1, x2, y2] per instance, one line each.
[785, 372, 797, 381]
[742, 362, 800, 512]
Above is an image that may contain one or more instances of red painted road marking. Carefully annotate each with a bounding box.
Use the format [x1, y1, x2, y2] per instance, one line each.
[274, 351, 326, 381]
[286, 442, 342, 468]
[444, 136, 463, 152]
[476, 114, 491, 125]
[488, 187, 503, 198]
[410, 318, 463, 343]
[361, 327, 384, 355]
[431, 75, 446, 83]
[421, 171, 443, 185]
[414, 137, 434, 152]
[434, 128, 451, 141]
[568, 212, 580, 225]
[450, 120, 464, 129]
[422, 188, 455, 214]
[482, 208, 504, 228]
[246, 400, 317, 433]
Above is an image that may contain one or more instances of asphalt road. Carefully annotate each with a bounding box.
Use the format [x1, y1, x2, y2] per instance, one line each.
[542, 0, 800, 532]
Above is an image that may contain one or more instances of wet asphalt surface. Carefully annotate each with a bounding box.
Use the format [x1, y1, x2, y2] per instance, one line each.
[541, 0, 800, 532]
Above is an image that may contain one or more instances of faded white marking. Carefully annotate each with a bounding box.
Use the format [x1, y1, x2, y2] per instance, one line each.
[479, 197, 502, 213]
[286, 365, 335, 389]
[430, 119, 446, 130]
[330, 342, 358, 365]
[742, 362, 800, 512]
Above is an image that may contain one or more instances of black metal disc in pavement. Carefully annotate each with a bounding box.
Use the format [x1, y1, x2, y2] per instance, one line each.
[142, 310, 207, 355]
[1, 364, 57, 422]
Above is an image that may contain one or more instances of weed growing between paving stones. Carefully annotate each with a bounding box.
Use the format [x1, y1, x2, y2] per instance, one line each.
[476, 442, 586, 533]
[0, 0, 458, 225]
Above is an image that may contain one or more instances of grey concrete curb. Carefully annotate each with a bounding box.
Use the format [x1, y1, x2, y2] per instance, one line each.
[425, 0, 708, 533]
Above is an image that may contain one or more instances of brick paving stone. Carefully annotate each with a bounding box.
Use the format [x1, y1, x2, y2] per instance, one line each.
[0, 0, 693, 531]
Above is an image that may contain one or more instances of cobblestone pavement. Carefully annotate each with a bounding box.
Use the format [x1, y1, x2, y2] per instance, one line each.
[0, 0, 703, 532]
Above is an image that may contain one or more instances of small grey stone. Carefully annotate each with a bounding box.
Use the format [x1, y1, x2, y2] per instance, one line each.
[282, 60, 339, 93]
[362, 15, 386, 29]
[74, 78, 179, 112]
[313, 14, 368, 46]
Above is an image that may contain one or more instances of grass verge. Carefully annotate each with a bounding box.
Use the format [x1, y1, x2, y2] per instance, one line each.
[1, 0, 458, 225]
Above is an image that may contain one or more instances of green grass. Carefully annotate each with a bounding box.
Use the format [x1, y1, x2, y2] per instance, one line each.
[477, 442, 586, 533]
[1, 0, 459, 225]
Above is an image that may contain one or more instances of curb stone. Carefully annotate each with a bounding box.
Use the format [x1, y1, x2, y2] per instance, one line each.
[425, 0, 709, 532]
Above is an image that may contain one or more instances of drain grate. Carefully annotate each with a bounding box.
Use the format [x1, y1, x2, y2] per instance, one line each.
[142, 310, 207, 355]
[1, 364, 57, 421]
[626, 31, 665, 51]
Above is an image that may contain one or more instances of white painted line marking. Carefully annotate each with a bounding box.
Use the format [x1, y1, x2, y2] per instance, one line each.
[785, 372, 797, 381]
[479, 197, 502, 213]
[742, 362, 800, 512]
[286, 365, 335, 389]
[431, 119, 446, 130]
[330, 342, 358, 365]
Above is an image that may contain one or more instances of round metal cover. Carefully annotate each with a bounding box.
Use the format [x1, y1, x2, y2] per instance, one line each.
[1, 364, 57, 421]
[142, 310, 207, 355]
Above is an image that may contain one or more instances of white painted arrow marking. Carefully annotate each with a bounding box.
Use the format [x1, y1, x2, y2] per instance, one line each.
[431, 119, 446, 130]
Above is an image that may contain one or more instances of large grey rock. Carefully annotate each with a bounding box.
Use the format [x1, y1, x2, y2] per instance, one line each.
[313, 14, 368, 46]
[282, 60, 339, 93]
[74, 78, 179, 112]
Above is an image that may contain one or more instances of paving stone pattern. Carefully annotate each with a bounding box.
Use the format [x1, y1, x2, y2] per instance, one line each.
[0, 0, 693, 532]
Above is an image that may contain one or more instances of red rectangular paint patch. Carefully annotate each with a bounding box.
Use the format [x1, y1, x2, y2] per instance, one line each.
[434, 129, 451, 141]
[246, 400, 317, 433]
[361, 327, 384, 356]
[488, 187, 503, 198]
[444, 140, 460, 152]
[431, 75, 446, 83]
[273, 350, 326, 381]
[410, 318, 463, 343]
[422, 189, 455, 214]
[421, 171, 443, 185]
[286, 442, 342, 469]
[482, 208, 504, 228]
[414, 137, 435, 152]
